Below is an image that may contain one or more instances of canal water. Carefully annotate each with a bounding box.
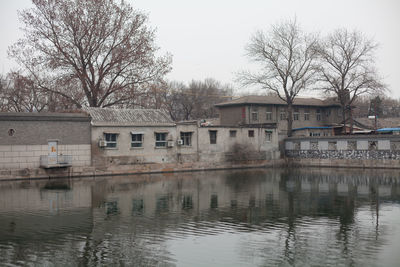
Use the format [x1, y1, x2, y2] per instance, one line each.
[0, 168, 399, 266]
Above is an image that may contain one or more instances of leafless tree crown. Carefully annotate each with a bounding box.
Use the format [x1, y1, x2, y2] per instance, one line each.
[238, 19, 319, 136]
[9, 0, 172, 108]
[316, 29, 386, 130]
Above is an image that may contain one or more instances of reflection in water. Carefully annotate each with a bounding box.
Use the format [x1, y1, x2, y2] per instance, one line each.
[0, 168, 400, 266]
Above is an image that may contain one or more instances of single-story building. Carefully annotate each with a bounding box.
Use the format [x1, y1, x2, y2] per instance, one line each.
[0, 112, 91, 170]
[87, 107, 280, 167]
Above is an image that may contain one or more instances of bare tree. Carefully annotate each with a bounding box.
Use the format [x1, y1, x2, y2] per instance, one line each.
[9, 0, 171, 108]
[0, 72, 48, 112]
[238, 19, 319, 136]
[316, 29, 385, 133]
[164, 79, 232, 121]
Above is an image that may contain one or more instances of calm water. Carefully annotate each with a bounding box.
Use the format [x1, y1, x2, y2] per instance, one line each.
[0, 168, 400, 266]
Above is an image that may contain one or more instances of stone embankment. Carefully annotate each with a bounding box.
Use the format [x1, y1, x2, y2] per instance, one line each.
[0, 160, 283, 181]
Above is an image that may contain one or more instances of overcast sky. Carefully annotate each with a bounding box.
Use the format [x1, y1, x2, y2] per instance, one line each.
[0, 0, 399, 97]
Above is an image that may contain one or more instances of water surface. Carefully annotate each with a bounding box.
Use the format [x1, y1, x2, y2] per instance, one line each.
[0, 168, 399, 266]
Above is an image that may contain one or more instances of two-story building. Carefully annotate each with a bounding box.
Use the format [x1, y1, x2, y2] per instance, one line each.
[215, 95, 342, 139]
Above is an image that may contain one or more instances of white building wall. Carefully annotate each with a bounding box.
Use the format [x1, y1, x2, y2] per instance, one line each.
[92, 124, 280, 165]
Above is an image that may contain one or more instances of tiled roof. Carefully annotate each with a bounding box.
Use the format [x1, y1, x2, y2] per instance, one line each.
[215, 95, 340, 107]
[85, 107, 175, 126]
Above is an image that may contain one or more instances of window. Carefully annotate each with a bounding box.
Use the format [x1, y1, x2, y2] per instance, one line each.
[209, 131, 217, 144]
[316, 109, 321, 121]
[304, 108, 310, 121]
[280, 108, 286, 121]
[251, 106, 258, 121]
[326, 109, 331, 117]
[265, 131, 272, 142]
[266, 106, 273, 121]
[309, 132, 321, 137]
[293, 108, 299, 121]
[155, 132, 167, 147]
[248, 130, 254, 137]
[229, 130, 237, 137]
[131, 133, 143, 148]
[180, 132, 192, 146]
[104, 133, 117, 148]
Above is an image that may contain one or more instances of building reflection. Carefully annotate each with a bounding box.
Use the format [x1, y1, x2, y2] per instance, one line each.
[0, 168, 399, 265]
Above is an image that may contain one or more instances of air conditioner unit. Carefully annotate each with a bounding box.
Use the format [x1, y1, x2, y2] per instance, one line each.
[177, 139, 183, 146]
[98, 140, 107, 147]
[167, 141, 174, 148]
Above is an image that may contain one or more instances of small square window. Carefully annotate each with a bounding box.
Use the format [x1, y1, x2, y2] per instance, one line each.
[293, 108, 300, 121]
[304, 109, 310, 121]
[104, 133, 118, 148]
[155, 132, 167, 147]
[131, 133, 143, 148]
[248, 130, 254, 137]
[280, 108, 286, 120]
[209, 131, 217, 144]
[316, 109, 321, 121]
[180, 132, 192, 146]
[265, 131, 272, 142]
[229, 130, 237, 137]
[251, 112, 258, 121]
[266, 106, 273, 121]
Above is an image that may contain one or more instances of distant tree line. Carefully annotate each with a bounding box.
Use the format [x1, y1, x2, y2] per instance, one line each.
[353, 96, 400, 119]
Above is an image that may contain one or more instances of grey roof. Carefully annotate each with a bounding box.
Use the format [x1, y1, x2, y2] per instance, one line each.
[0, 112, 90, 122]
[86, 107, 175, 126]
[215, 95, 340, 107]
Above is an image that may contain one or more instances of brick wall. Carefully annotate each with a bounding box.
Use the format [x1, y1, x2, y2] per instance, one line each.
[0, 144, 91, 169]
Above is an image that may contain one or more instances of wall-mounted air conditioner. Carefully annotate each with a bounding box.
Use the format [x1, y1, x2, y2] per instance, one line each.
[177, 139, 183, 146]
[167, 141, 174, 148]
[99, 139, 107, 147]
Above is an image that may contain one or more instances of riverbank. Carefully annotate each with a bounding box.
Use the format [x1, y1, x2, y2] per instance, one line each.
[0, 159, 284, 181]
[286, 158, 400, 169]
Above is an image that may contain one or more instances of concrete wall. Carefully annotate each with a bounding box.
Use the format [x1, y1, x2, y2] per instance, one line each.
[0, 113, 91, 169]
[197, 127, 280, 162]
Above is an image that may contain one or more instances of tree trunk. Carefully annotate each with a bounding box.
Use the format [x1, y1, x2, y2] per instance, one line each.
[342, 104, 346, 135]
[350, 107, 354, 134]
[287, 103, 293, 137]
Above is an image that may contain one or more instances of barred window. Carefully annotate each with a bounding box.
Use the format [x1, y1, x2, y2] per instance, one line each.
[131, 133, 143, 148]
[155, 132, 167, 147]
[104, 133, 117, 148]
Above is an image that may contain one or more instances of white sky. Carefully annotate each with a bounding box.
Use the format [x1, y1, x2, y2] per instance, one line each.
[0, 0, 399, 98]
